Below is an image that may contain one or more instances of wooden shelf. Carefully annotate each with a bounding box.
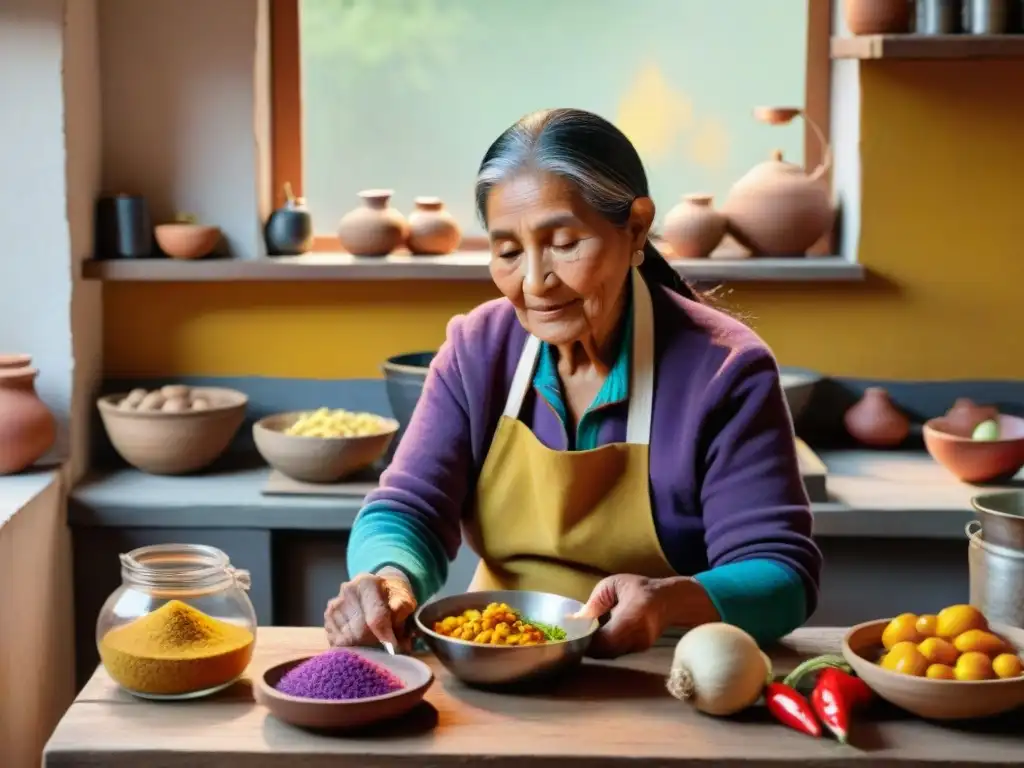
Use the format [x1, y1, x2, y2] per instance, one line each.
[832, 33, 1024, 60]
[81, 251, 864, 283]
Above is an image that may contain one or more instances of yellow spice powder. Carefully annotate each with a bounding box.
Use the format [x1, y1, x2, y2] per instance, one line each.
[99, 599, 254, 696]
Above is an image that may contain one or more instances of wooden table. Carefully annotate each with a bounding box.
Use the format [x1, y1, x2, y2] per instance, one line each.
[44, 627, 1022, 767]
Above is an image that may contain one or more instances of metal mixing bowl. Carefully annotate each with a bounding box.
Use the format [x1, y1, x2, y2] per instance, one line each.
[414, 590, 599, 686]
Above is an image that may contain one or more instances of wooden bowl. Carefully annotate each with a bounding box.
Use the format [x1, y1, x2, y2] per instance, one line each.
[155, 224, 221, 260]
[254, 649, 434, 730]
[252, 412, 398, 483]
[923, 415, 1024, 483]
[843, 619, 1024, 720]
[97, 387, 247, 474]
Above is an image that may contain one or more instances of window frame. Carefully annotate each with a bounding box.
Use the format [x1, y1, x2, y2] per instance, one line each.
[270, 0, 833, 255]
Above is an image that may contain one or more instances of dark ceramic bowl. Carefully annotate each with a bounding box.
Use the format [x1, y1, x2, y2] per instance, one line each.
[382, 352, 434, 446]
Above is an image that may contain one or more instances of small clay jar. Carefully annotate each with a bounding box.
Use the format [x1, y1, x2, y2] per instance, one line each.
[844, 387, 910, 448]
[844, 0, 911, 35]
[0, 366, 57, 474]
[662, 194, 727, 259]
[0, 353, 32, 370]
[337, 189, 408, 257]
[942, 398, 1000, 438]
[407, 197, 462, 255]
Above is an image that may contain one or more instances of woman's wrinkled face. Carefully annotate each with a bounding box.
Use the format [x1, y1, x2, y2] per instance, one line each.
[486, 170, 653, 348]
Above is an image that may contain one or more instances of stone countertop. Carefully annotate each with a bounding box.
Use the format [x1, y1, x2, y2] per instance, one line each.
[44, 626, 1021, 767]
[68, 450, 1022, 539]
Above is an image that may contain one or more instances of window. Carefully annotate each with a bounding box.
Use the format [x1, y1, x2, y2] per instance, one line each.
[271, 0, 831, 254]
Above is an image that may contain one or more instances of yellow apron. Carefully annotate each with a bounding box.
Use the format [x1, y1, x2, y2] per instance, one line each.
[465, 268, 678, 604]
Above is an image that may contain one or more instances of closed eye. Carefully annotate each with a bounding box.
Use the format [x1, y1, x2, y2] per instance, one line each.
[551, 240, 581, 255]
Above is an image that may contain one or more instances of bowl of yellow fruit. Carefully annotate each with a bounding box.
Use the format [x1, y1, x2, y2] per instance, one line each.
[415, 590, 599, 687]
[253, 407, 398, 483]
[843, 604, 1024, 720]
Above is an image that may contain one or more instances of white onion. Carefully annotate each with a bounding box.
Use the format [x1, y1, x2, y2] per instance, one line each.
[666, 623, 770, 716]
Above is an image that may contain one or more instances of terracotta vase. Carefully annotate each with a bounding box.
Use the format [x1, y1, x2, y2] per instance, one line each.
[407, 197, 462, 255]
[0, 353, 32, 370]
[942, 398, 1000, 438]
[844, 0, 911, 35]
[844, 387, 911, 448]
[721, 107, 834, 257]
[337, 189, 408, 257]
[0, 365, 57, 474]
[662, 194, 727, 259]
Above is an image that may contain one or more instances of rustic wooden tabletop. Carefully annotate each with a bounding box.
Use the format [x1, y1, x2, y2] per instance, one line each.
[43, 627, 1023, 767]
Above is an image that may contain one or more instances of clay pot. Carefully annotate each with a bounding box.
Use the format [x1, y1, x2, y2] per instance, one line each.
[722, 148, 835, 256]
[662, 194, 727, 259]
[407, 197, 461, 255]
[844, 0, 911, 35]
[942, 398, 1000, 438]
[155, 224, 221, 260]
[0, 353, 32, 370]
[337, 189, 408, 257]
[844, 387, 910, 448]
[0, 366, 57, 474]
[721, 107, 834, 256]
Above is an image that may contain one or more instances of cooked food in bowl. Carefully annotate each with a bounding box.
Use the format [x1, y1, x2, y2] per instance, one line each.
[432, 602, 567, 646]
[415, 590, 598, 686]
[285, 407, 394, 438]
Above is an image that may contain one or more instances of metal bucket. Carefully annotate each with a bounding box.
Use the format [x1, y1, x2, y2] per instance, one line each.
[971, 491, 1024, 549]
[966, 521, 1024, 629]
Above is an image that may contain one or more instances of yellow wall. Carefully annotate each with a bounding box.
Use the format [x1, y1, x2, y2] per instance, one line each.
[104, 61, 1024, 381]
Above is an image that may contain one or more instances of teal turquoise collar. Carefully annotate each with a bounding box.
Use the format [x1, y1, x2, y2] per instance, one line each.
[532, 289, 633, 448]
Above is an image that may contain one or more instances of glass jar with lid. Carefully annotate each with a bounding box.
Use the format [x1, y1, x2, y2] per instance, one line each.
[95, 543, 258, 700]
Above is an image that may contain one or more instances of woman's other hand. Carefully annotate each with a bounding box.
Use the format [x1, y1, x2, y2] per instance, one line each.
[573, 574, 720, 658]
[324, 566, 417, 651]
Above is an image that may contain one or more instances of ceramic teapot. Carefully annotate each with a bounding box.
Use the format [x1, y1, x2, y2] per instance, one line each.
[721, 107, 835, 256]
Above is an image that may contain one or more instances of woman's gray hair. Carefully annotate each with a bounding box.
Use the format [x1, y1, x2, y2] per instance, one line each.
[474, 108, 698, 300]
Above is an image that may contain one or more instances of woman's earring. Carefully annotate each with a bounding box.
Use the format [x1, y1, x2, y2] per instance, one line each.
[631, 249, 645, 267]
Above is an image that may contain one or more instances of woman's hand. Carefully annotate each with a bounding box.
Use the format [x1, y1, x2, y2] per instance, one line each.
[324, 566, 417, 652]
[574, 574, 721, 658]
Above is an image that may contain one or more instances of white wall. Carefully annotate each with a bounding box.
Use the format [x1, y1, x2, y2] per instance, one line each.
[0, 0, 75, 460]
[0, 0, 100, 763]
[98, 0, 265, 259]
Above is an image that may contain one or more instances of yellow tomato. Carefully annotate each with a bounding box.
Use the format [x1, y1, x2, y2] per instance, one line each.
[882, 613, 922, 650]
[953, 629, 1007, 656]
[936, 604, 988, 639]
[954, 651, 994, 681]
[915, 614, 938, 637]
[992, 653, 1024, 679]
[925, 663, 956, 680]
[917, 637, 959, 666]
[880, 641, 929, 677]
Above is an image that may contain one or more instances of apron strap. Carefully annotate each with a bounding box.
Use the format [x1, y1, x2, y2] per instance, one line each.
[501, 267, 655, 448]
[503, 335, 542, 418]
[625, 268, 655, 446]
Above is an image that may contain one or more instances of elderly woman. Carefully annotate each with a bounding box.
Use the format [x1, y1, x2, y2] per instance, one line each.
[325, 108, 822, 658]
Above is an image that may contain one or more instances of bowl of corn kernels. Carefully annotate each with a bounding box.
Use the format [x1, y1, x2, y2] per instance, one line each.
[414, 590, 599, 687]
[253, 407, 398, 483]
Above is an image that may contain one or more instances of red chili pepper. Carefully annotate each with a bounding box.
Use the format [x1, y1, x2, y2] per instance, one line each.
[811, 668, 872, 744]
[765, 682, 821, 738]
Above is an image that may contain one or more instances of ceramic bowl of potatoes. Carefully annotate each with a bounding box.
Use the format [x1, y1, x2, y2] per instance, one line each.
[97, 385, 248, 475]
[252, 407, 399, 483]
